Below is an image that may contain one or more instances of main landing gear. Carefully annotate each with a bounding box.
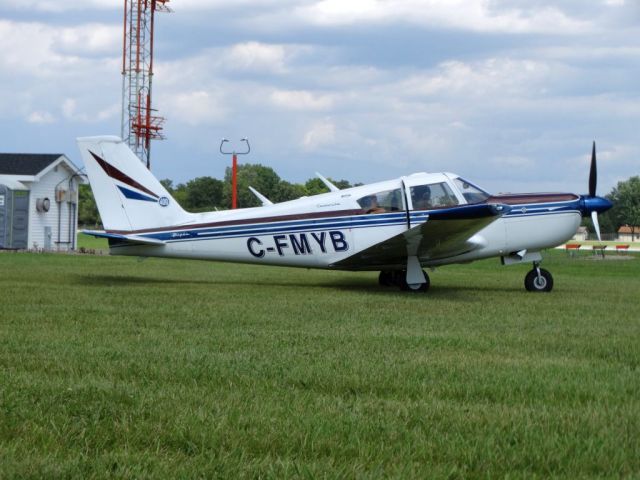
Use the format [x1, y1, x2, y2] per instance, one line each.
[379, 270, 431, 292]
[524, 262, 553, 292]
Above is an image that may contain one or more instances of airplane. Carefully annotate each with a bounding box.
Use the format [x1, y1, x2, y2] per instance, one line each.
[78, 136, 612, 293]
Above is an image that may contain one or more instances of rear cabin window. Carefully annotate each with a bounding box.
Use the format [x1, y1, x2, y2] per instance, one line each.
[410, 182, 459, 210]
[357, 188, 404, 214]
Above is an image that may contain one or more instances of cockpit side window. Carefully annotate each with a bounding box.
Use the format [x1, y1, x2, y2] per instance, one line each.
[453, 177, 491, 204]
[357, 188, 404, 214]
[410, 182, 459, 210]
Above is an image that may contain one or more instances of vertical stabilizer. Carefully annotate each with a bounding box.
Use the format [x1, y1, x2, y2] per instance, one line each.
[77, 136, 192, 232]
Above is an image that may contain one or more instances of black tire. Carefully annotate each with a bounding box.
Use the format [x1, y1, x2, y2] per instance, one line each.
[524, 268, 553, 292]
[399, 270, 430, 293]
[378, 271, 395, 287]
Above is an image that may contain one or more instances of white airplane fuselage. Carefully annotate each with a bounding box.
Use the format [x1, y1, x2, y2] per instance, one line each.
[102, 173, 582, 270]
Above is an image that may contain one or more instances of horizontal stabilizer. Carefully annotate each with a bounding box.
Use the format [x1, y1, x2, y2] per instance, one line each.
[82, 230, 166, 246]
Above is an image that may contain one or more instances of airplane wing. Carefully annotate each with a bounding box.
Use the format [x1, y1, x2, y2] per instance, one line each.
[332, 203, 508, 269]
[82, 230, 166, 246]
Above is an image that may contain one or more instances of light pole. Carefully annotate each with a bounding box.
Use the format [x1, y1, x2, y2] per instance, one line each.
[220, 137, 250, 209]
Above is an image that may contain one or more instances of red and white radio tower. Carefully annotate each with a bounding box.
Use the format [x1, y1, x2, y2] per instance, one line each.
[121, 0, 171, 169]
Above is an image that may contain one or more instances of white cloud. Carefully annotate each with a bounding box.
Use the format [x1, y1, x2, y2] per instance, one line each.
[302, 119, 336, 150]
[27, 111, 56, 124]
[178, 0, 301, 10]
[221, 42, 288, 73]
[162, 90, 228, 126]
[490, 155, 535, 169]
[62, 98, 119, 123]
[1, 0, 119, 12]
[62, 99, 77, 120]
[270, 89, 335, 111]
[294, 0, 590, 34]
[396, 58, 559, 99]
[57, 23, 121, 54]
[156, 42, 312, 87]
[0, 20, 119, 75]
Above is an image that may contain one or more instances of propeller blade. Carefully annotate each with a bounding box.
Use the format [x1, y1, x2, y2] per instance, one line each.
[591, 210, 601, 242]
[589, 141, 597, 197]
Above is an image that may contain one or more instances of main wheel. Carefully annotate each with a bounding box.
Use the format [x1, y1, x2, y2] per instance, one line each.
[524, 268, 553, 292]
[399, 270, 430, 292]
[378, 271, 395, 287]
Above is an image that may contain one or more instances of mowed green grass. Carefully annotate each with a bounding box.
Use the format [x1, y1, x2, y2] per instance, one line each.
[0, 250, 639, 478]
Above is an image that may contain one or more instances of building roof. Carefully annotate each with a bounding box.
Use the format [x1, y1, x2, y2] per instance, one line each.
[618, 225, 640, 234]
[0, 153, 65, 176]
[0, 176, 27, 190]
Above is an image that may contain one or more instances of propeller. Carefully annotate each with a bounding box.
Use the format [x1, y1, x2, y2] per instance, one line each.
[591, 210, 601, 242]
[588, 141, 601, 242]
[589, 141, 597, 197]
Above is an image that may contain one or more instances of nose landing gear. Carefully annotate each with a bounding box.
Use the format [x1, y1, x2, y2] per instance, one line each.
[524, 262, 553, 292]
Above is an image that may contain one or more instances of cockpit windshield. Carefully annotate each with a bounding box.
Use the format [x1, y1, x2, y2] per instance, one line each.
[454, 177, 491, 204]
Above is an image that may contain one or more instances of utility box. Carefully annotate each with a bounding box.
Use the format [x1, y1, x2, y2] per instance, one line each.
[0, 184, 30, 249]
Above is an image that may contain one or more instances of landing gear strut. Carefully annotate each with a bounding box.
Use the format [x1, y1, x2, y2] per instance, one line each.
[524, 262, 553, 292]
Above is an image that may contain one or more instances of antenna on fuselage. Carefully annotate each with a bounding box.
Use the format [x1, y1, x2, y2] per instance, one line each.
[315, 172, 339, 192]
[248, 186, 273, 206]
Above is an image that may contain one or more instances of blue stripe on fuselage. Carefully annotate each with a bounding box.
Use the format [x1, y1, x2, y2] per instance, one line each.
[123, 200, 577, 245]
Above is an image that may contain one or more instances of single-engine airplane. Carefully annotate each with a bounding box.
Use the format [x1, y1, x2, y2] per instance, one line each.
[78, 136, 612, 292]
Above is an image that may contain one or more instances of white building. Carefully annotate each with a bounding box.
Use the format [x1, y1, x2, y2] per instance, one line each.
[617, 225, 640, 242]
[0, 153, 84, 251]
[572, 225, 588, 241]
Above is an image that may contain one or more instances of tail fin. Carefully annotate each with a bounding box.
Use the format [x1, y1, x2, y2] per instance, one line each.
[77, 136, 192, 232]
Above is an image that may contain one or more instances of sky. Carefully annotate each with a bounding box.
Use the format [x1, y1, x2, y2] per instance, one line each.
[0, 0, 638, 196]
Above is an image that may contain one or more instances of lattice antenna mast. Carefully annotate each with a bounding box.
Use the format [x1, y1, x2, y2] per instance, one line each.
[121, 0, 171, 169]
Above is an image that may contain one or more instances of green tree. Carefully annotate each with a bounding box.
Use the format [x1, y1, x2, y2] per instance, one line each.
[78, 184, 101, 227]
[608, 176, 640, 237]
[183, 176, 224, 212]
[303, 177, 356, 196]
[223, 164, 283, 208]
[273, 181, 307, 203]
[160, 178, 191, 211]
[304, 178, 330, 196]
[159, 179, 174, 191]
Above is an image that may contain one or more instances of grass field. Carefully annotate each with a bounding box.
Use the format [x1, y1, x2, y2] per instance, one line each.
[77, 233, 108, 251]
[1, 249, 639, 478]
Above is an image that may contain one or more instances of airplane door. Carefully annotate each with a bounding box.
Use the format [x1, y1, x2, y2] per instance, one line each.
[401, 178, 412, 230]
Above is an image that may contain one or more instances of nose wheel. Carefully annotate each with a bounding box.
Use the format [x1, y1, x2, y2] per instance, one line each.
[524, 263, 553, 292]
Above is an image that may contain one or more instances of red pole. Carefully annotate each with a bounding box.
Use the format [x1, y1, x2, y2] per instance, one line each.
[232, 153, 238, 209]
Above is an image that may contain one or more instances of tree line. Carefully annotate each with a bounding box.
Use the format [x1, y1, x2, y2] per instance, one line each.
[592, 175, 640, 237]
[78, 166, 640, 238]
[78, 163, 358, 227]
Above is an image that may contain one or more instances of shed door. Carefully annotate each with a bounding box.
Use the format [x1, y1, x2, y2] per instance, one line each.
[11, 190, 29, 249]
